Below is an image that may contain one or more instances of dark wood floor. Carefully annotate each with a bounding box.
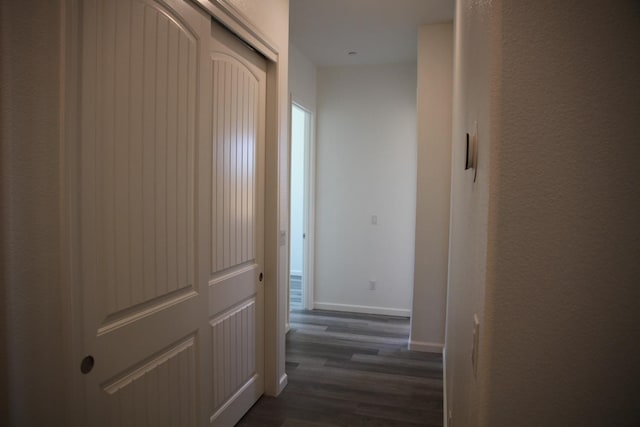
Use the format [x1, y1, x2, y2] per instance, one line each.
[237, 309, 443, 426]
[290, 275, 303, 310]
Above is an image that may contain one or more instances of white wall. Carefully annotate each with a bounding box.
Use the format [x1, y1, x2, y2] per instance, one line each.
[445, 1, 494, 422]
[289, 44, 317, 113]
[446, 0, 640, 425]
[315, 64, 417, 317]
[410, 23, 453, 353]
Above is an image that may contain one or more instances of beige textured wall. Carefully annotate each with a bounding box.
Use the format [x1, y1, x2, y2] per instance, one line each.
[1, 0, 70, 425]
[485, 0, 640, 424]
[447, 0, 640, 425]
[410, 23, 453, 352]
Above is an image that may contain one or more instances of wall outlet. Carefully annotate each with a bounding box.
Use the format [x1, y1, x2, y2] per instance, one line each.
[472, 314, 480, 378]
[369, 280, 376, 290]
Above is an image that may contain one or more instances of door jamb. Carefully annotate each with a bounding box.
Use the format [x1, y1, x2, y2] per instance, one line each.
[289, 99, 315, 312]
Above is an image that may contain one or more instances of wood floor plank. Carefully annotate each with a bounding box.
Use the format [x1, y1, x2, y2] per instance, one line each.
[350, 353, 444, 371]
[288, 337, 395, 356]
[237, 309, 444, 426]
[322, 359, 443, 379]
[292, 328, 409, 346]
[289, 322, 329, 332]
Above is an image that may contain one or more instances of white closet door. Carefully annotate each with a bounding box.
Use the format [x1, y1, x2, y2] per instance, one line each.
[73, 0, 266, 426]
[77, 0, 267, 425]
[207, 19, 267, 427]
[78, 0, 212, 425]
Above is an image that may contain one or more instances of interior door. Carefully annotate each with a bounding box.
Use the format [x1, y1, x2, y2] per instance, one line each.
[77, 0, 265, 425]
[207, 19, 267, 426]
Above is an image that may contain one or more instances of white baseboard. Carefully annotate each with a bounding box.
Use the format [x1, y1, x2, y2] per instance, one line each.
[289, 270, 302, 277]
[408, 340, 444, 353]
[313, 302, 411, 318]
[278, 373, 288, 394]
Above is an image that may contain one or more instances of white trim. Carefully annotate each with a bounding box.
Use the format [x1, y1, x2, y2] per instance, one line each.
[285, 93, 293, 337]
[408, 340, 444, 353]
[313, 302, 411, 318]
[290, 98, 316, 312]
[263, 59, 283, 398]
[278, 373, 288, 394]
[303, 103, 315, 312]
[443, 346, 449, 427]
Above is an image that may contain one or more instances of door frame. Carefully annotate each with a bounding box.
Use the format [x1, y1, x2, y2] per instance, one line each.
[288, 98, 316, 316]
[61, 0, 287, 423]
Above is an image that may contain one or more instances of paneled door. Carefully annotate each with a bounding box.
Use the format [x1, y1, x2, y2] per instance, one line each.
[206, 19, 267, 426]
[76, 0, 266, 425]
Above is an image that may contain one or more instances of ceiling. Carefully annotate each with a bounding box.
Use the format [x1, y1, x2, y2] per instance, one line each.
[289, 0, 454, 67]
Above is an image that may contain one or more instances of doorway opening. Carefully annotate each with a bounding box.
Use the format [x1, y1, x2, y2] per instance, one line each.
[289, 102, 312, 313]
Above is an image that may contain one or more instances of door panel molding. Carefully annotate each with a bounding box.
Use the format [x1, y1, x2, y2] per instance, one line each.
[102, 335, 196, 395]
[209, 299, 257, 410]
[210, 53, 261, 275]
[100, 335, 198, 426]
[208, 265, 258, 317]
[80, 0, 199, 330]
[97, 289, 198, 336]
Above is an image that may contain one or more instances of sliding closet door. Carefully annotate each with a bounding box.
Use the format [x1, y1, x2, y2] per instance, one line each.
[78, 0, 212, 424]
[207, 19, 267, 427]
[77, 1, 267, 424]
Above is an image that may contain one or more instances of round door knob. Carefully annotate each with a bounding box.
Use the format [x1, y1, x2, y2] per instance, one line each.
[81, 355, 95, 374]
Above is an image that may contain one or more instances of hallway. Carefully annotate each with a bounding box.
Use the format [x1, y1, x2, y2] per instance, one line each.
[238, 310, 443, 426]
